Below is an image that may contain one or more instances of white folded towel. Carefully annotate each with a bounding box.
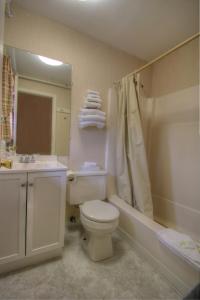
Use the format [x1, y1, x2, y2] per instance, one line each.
[84, 101, 101, 109]
[81, 162, 101, 171]
[157, 229, 200, 269]
[81, 165, 101, 171]
[85, 97, 102, 103]
[80, 109, 106, 117]
[83, 162, 98, 167]
[87, 94, 101, 100]
[79, 114, 106, 122]
[79, 121, 105, 129]
[87, 89, 100, 96]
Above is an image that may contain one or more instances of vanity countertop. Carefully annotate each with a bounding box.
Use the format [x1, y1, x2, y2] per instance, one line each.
[0, 161, 67, 174]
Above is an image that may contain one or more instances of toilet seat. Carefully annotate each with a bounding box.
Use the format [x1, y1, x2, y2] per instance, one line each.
[81, 200, 119, 223]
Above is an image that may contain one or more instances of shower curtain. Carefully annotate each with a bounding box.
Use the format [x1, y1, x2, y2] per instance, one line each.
[115, 74, 153, 219]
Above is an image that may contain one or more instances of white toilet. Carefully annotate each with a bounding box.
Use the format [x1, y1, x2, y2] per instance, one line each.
[68, 170, 120, 261]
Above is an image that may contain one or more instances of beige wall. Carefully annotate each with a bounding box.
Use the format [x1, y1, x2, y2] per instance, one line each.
[149, 38, 199, 239]
[4, 4, 144, 169]
[0, 0, 5, 122]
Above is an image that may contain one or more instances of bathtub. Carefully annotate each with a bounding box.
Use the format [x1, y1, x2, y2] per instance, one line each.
[109, 195, 200, 296]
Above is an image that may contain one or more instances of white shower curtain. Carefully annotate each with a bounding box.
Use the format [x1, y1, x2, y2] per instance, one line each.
[115, 75, 153, 219]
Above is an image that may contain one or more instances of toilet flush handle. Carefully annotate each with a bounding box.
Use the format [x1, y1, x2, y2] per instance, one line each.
[67, 171, 77, 183]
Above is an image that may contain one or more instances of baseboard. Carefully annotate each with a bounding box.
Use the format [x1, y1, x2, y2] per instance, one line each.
[118, 227, 188, 297]
[0, 248, 62, 275]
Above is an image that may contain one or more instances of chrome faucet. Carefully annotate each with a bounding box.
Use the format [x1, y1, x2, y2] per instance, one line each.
[19, 155, 35, 163]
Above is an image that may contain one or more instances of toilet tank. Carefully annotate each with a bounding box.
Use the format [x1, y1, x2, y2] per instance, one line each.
[68, 170, 107, 205]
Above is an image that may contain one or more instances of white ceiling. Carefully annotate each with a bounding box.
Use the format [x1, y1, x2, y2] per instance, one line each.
[6, 46, 72, 86]
[13, 0, 199, 60]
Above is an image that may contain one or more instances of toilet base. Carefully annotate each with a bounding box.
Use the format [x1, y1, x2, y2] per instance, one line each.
[84, 231, 113, 262]
[80, 212, 119, 262]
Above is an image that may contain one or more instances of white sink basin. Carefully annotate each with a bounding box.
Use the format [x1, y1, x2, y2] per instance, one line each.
[0, 161, 67, 173]
[14, 161, 63, 169]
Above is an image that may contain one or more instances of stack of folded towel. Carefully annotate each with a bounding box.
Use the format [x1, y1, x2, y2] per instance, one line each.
[79, 90, 106, 128]
[80, 161, 101, 171]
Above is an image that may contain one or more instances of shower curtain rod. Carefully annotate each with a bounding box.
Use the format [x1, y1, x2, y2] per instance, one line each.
[114, 32, 200, 84]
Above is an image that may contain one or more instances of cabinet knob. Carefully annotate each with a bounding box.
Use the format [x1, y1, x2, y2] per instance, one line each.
[21, 183, 26, 187]
[29, 183, 34, 187]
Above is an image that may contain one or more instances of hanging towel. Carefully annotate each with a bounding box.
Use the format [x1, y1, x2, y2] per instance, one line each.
[84, 101, 101, 109]
[157, 229, 200, 270]
[80, 108, 106, 117]
[79, 121, 105, 129]
[79, 114, 106, 122]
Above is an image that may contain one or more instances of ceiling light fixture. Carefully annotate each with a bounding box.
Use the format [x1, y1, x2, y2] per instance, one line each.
[38, 55, 63, 66]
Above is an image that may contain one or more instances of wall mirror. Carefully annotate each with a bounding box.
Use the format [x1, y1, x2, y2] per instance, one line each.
[1, 45, 72, 156]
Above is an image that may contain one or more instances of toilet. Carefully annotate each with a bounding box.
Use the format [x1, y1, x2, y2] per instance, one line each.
[68, 170, 120, 261]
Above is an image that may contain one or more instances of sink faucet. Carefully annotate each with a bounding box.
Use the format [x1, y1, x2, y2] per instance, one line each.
[30, 155, 35, 163]
[19, 155, 35, 163]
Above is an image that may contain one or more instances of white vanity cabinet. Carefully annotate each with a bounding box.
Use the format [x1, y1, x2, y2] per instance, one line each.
[0, 167, 66, 272]
[0, 173, 27, 264]
[26, 171, 66, 256]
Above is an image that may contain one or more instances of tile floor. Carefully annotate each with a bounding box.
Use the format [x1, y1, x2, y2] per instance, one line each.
[0, 225, 181, 300]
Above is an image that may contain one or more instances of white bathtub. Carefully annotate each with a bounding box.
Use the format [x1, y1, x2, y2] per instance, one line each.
[109, 195, 200, 296]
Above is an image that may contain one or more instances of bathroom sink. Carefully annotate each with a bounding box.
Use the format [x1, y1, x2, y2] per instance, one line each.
[13, 161, 64, 170]
[14, 161, 46, 169]
[0, 161, 67, 173]
[0, 155, 67, 173]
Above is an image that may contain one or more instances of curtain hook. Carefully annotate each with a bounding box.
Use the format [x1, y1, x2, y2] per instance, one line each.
[133, 77, 137, 85]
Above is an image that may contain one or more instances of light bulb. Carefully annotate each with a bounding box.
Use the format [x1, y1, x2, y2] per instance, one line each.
[39, 55, 63, 66]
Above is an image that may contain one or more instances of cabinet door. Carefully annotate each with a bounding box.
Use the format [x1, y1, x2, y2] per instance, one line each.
[0, 173, 27, 264]
[26, 171, 66, 256]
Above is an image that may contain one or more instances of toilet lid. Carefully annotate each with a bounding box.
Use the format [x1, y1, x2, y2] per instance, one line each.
[81, 200, 119, 223]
